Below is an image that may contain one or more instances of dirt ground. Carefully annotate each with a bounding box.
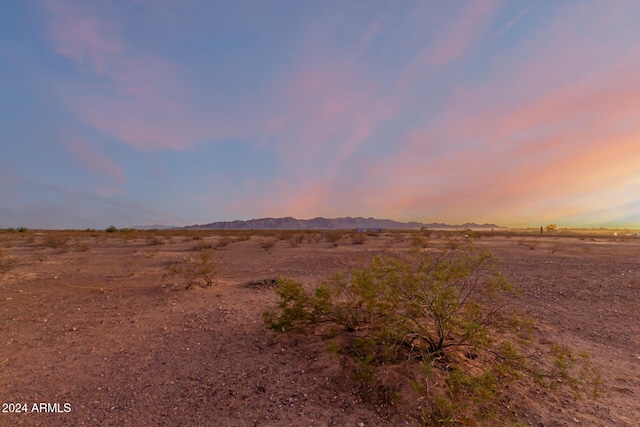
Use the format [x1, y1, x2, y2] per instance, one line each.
[1, 231, 638, 426]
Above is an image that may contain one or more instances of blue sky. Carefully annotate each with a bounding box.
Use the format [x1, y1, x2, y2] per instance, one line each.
[1, 0, 639, 229]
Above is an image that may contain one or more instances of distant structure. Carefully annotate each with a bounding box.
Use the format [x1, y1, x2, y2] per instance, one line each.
[352, 228, 382, 233]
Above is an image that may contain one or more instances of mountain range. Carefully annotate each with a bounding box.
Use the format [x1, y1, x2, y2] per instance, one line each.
[180, 217, 502, 230]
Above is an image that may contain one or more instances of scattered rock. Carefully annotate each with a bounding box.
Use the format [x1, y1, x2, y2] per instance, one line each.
[244, 277, 280, 289]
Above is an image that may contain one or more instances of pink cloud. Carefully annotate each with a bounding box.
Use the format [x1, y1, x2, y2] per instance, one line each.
[315, 52, 640, 224]
[239, 1, 640, 226]
[46, 1, 124, 74]
[45, 0, 235, 151]
[367, 99, 640, 225]
[40, 1, 640, 227]
[264, 62, 391, 172]
[231, 180, 332, 220]
[62, 56, 215, 151]
[398, 0, 501, 86]
[351, 19, 383, 60]
[261, 4, 490, 172]
[64, 137, 126, 184]
[230, 3, 507, 220]
[430, 0, 500, 66]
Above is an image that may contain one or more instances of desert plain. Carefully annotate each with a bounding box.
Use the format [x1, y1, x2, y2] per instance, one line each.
[0, 229, 639, 426]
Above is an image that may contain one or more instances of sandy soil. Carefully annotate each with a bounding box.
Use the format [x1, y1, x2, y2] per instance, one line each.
[0, 231, 638, 426]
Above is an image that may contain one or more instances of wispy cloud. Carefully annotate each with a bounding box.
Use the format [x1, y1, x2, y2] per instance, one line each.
[488, 0, 540, 47]
[233, 2, 505, 219]
[398, 0, 500, 85]
[64, 136, 126, 184]
[45, 0, 230, 151]
[250, 0, 640, 226]
[47, 2, 124, 74]
[9, 1, 639, 227]
[364, 76, 640, 225]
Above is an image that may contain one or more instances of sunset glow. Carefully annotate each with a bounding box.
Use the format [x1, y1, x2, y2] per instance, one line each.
[1, 1, 639, 229]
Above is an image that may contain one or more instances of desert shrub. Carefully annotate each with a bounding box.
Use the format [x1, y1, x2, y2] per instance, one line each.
[410, 233, 428, 248]
[323, 230, 343, 247]
[0, 250, 17, 274]
[350, 233, 366, 245]
[266, 236, 512, 356]
[264, 233, 602, 424]
[265, 279, 316, 331]
[148, 236, 165, 246]
[255, 230, 275, 238]
[289, 234, 304, 247]
[105, 225, 118, 233]
[197, 250, 218, 287]
[245, 277, 280, 290]
[233, 232, 252, 242]
[214, 236, 234, 247]
[74, 243, 91, 252]
[536, 345, 604, 398]
[276, 231, 295, 241]
[17, 227, 28, 233]
[261, 238, 276, 251]
[392, 232, 404, 241]
[191, 240, 215, 251]
[165, 250, 218, 289]
[305, 233, 321, 244]
[42, 234, 69, 252]
[420, 227, 432, 237]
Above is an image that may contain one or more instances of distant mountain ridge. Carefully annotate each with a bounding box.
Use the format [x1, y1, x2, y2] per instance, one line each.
[131, 224, 176, 230]
[183, 217, 502, 230]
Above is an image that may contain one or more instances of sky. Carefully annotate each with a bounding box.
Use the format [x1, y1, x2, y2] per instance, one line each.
[1, 0, 640, 229]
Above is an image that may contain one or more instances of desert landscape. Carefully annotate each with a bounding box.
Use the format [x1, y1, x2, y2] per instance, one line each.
[1, 228, 638, 426]
[4, 2, 640, 426]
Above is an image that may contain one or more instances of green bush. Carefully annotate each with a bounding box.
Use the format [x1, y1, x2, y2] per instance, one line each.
[264, 233, 603, 424]
[266, 236, 511, 357]
[105, 225, 118, 233]
[264, 279, 315, 331]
